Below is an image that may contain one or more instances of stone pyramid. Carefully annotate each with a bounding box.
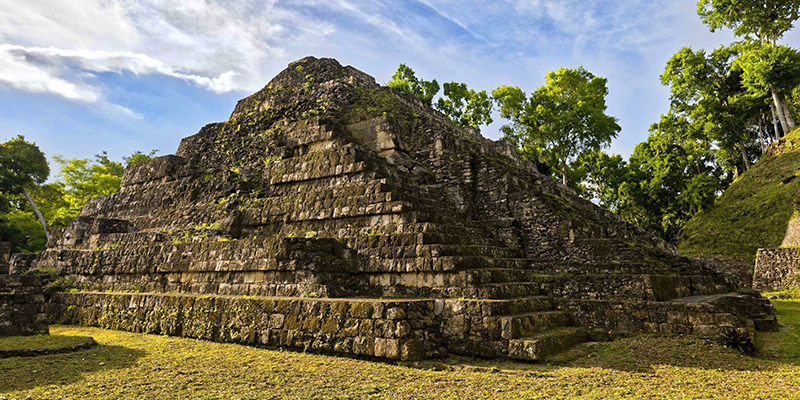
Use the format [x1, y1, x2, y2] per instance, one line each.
[37, 57, 775, 361]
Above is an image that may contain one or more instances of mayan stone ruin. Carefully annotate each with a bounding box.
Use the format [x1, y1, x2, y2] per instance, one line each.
[27, 57, 777, 361]
[754, 211, 800, 291]
[0, 242, 49, 337]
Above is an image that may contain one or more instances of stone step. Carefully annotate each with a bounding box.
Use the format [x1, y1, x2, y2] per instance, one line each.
[477, 296, 555, 316]
[359, 244, 523, 260]
[464, 268, 555, 285]
[522, 260, 693, 276]
[752, 316, 778, 332]
[474, 283, 541, 299]
[471, 274, 722, 300]
[507, 327, 589, 361]
[498, 311, 573, 339]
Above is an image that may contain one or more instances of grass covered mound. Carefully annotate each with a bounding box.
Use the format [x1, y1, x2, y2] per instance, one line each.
[679, 128, 800, 264]
[1, 313, 800, 400]
[0, 334, 96, 358]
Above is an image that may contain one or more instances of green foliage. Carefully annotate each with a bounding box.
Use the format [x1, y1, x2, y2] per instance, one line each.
[0, 136, 50, 251]
[50, 152, 125, 224]
[435, 81, 493, 128]
[697, 0, 800, 43]
[123, 149, 158, 167]
[735, 43, 800, 97]
[193, 222, 221, 231]
[662, 45, 765, 175]
[0, 149, 153, 252]
[574, 150, 629, 209]
[387, 64, 440, 107]
[586, 116, 726, 242]
[0, 135, 49, 193]
[493, 67, 620, 185]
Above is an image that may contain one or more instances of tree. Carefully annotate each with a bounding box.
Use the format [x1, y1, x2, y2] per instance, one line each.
[387, 64, 440, 107]
[662, 45, 766, 174]
[735, 43, 800, 133]
[698, 0, 800, 44]
[493, 67, 621, 186]
[576, 150, 629, 210]
[51, 152, 125, 222]
[698, 0, 800, 132]
[435, 82, 493, 128]
[0, 136, 51, 241]
[614, 116, 726, 242]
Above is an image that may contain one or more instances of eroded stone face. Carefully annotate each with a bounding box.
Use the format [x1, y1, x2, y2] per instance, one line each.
[31, 57, 776, 360]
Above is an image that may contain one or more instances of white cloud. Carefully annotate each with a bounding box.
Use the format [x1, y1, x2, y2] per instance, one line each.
[0, 46, 99, 102]
[1, 45, 241, 94]
[0, 0, 339, 110]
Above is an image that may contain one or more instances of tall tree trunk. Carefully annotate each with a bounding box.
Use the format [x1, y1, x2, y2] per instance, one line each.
[757, 116, 767, 153]
[771, 104, 782, 139]
[22, 188, 50, 241]
[780, 93, 796, 130]
[739, 138, 751, 171]
[561, 170, 567, 186]
[772, 87, 791, 134]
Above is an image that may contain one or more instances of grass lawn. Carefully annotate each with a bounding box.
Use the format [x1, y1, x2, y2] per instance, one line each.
[1, 301, 799, 399]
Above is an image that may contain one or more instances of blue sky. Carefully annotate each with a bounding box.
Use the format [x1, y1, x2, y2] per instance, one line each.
[1, 0, 798, 175]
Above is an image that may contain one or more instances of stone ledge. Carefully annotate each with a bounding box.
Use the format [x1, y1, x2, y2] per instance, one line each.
[0, 336, 96, 358]
[49, 292, 439, 361]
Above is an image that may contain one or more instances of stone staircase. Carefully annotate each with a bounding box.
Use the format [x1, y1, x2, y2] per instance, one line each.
[36, 56, 777, 362]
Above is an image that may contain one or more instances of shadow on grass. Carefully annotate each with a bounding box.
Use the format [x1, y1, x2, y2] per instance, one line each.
[406, 330, 798, 375]
[415, 300, 800, 375]
[0, 343, 145, 393]
[552, 334, 794, 373]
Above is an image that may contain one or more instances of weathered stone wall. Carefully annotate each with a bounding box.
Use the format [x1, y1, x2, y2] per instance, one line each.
[0, 242, 9, 275]
[0, 275, 49, 336]
[559, 291, 776, 337]
[50, 292, 438, 360]
[753, 248, 800, 291]
[9, 253, 38, 275]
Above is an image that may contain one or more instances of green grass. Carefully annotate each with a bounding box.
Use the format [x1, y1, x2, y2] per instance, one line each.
[0, 334, 92, 352]
[679, 128, 800, 264]
[2, 304, 800, 400]
[764, 288, 800, 299]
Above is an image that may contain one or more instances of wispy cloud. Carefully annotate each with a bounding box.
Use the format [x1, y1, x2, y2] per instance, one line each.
[1, 45, 241, 94]
[0, 0, 339, 112]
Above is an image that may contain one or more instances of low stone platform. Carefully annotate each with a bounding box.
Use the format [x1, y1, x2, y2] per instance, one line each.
[0, 335, 96, 358]
[50, 292, 439, 361]
[0, 275, 49, 337]
[48, 290, 774, 362]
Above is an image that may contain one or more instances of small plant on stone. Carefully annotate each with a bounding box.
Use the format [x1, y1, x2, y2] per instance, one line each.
[717, 328, 756, 355]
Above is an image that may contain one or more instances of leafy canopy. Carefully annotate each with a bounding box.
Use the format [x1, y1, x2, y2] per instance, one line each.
[0, 135, 49, 195]
[387, 64, 440, 107]
[0, 149, 157, 252]
[493, 67, 620, 185]
[662, 45, 766, 174]
[698, 0, 800, 43]
[435, 82, 493, 128]
[735, 43, 800, 97]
